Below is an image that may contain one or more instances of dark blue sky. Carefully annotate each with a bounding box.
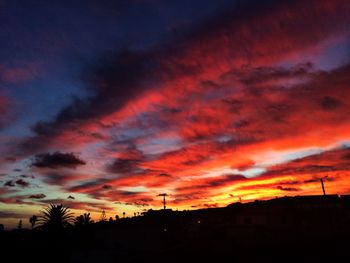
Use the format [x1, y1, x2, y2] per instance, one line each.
[0, 0, 233, 137]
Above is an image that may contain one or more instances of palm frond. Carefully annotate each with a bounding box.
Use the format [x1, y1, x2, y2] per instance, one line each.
[38, 204, 74, 230]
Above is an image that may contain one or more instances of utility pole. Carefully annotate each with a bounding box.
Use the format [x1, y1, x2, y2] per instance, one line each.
[320, 176, 328, 196]
[158, 193, 168, 210]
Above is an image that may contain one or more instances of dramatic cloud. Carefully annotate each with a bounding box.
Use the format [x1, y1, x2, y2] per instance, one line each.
[1, 0, 350, 226]
[107, 158, 143, 174]
[263, 147, 350, 177]
[4, 177, 31, 188]
[15, 179, 30, 188]
[18, 0, 350, 153]
[31, 152, 86, 169]
[4, 180, 15, 187]
[28, 193, 46, 199]
[38, 171, 87, 186]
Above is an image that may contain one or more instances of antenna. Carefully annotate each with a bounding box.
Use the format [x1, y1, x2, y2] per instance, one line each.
[158, 193, 168, 210]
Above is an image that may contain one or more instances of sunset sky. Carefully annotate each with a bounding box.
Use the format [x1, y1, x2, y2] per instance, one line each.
[1, 0, 350, 228]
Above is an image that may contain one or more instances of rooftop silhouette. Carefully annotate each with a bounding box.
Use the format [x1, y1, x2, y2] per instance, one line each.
[1, 194, 350, 262]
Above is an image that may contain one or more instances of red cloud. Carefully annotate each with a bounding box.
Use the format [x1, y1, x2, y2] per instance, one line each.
[7, 0, 350, 210]
[18, 0, 350, 153]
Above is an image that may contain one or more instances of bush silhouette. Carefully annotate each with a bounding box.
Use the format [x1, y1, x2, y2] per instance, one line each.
[29, 215, 38, 228]
[74, 213, 93, 227]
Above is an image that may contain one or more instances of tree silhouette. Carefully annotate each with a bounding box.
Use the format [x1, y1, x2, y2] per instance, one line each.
[74, 213, 93, 227]
[18, 219, 22, 229]
[29, 215, 38, 228]
[38, 204, 74, 231]
[100, 210, 107, 221]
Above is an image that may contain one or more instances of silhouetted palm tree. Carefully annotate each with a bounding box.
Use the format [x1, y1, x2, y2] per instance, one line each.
[74, 213, 93, 227]
[29, 215, 38, 228]
[38, 204, 74, 231]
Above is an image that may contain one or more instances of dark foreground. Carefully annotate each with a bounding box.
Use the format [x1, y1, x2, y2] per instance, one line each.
[1, 195, 350, 262]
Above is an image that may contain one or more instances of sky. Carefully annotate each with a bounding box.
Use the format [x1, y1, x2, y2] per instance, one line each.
[1, 0, 350, 229]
